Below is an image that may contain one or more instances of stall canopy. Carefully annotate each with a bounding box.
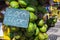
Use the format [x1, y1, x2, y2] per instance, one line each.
[53, 0, 60, 2]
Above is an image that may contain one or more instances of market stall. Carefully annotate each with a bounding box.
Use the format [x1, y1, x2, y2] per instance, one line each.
[0, 0, 59, 40]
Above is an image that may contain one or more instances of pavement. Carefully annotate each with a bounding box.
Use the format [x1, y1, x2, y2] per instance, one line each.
[47, 20, 60, 40]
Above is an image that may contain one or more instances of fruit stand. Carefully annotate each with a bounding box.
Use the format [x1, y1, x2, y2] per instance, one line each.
[0, 0, 58, 40]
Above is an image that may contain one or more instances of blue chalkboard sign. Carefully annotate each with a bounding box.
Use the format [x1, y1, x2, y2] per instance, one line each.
[3, 8, 30, 28]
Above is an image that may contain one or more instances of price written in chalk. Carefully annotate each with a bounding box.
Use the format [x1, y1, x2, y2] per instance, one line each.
[3, 8, 30, 28]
